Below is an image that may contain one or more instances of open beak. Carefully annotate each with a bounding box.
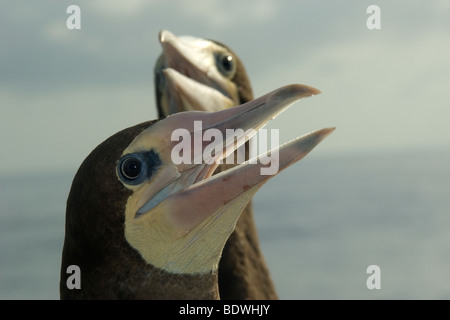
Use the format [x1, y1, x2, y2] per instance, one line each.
[135, 84, 334, 232]
[123, 83, 334, 273]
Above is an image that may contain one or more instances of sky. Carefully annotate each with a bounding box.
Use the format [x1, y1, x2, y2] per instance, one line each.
[1, 0, 450, 175]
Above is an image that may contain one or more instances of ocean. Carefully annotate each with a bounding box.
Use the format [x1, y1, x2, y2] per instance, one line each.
[1, 147, 449, 299]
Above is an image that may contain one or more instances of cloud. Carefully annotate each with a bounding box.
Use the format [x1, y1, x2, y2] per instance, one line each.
[175, 0, 279, 27]
[0, 84, 157, 175]
[250, 25, 450, 154]
[1, 1, 450, 174]
[88, 0, 156, 17]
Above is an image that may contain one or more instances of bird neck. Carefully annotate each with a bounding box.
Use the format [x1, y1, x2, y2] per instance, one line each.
[61, 237, 221, 299]
[141, 268, 221, 299]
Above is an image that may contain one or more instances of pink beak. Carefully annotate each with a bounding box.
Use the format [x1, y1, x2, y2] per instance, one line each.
[136, 84, 335, 234]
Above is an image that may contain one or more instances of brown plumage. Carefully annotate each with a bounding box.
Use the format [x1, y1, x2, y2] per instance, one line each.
[61, 120, 222, 299]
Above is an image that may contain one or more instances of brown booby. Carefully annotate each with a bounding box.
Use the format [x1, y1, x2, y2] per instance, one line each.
[60, 84, 334, 299]
[154, 30, 278, 299]
[154, 30, 252, 117]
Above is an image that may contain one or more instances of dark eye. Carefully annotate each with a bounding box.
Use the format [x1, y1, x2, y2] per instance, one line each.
[120, 157, 142, 180]
[117, 150, 161, 185]
[221, 55, 233, 72]
[216, 53, 236, 78]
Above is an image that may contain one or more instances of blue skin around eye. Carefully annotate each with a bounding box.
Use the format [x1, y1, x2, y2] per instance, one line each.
[144, 150, 162, 179]
[118, 150, 161, 185]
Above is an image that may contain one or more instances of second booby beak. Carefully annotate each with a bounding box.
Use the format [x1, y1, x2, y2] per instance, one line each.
[121, 84, 334, 274]
[162, 68, 235, 112]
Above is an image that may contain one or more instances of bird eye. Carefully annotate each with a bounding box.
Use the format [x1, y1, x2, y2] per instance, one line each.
[216, 53, 236, 78]
[120, 157, 142, 181]
[118, 151, 161, 186]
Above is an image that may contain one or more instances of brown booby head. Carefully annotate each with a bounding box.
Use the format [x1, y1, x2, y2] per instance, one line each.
[60, 84, 334, 299]
[154, 30, 253, 118]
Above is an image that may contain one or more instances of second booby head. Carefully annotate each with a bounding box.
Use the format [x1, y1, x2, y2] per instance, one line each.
[60, 84, 334, 299]
[154, 30, 253, 117]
